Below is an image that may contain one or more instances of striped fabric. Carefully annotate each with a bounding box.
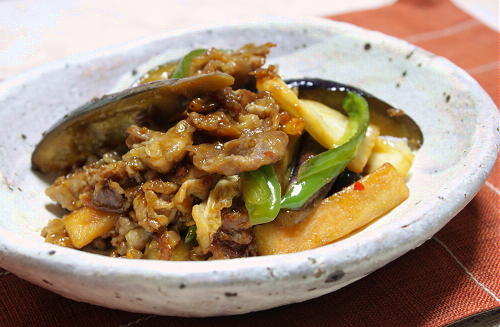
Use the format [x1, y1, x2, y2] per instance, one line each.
[0, 0, 498, 326]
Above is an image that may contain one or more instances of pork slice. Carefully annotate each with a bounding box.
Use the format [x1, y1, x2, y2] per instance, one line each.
[123, 120, 195, 174]
[190, 131, 288, 175]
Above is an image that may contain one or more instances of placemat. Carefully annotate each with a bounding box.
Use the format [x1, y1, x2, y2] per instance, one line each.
[0, 0, 498, 326]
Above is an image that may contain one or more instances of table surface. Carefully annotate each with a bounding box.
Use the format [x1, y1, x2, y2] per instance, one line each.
[0, 0, 498, 79]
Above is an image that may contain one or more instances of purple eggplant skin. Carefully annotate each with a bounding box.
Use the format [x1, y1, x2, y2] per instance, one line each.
[286, 78, 423, 150]
[275, 168, 361, 227]
[277, 168, 361, 227]
[329, 170, 362, 196]
[286, 135, 325, 195]
[275, 180, 335, 227]
[275, 135, 337, 226]
[286, 78, 370, 97]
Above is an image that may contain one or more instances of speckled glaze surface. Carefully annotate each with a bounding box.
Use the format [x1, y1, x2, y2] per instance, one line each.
[0, 18, 498, 316]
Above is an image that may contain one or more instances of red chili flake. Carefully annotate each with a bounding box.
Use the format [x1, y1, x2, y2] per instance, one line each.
[354, 181, 365, 191]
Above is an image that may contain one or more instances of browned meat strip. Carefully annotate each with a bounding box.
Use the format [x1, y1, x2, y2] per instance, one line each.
[186, 87, 261, 115]
[209, 229, 256, 260]
[46, 160, 144, 211]
[123, 120, 195, 173]
[191, 43, 275, 87]
[46, 171, 91, 211]
[187, 111, 241, 139]
[220, 203, 251, 231]
[215, 88, 259, 114]
[190, 131, 288, 175]
[157, 230, 181, 260]
[209, 201, 258, 259]
[187, 96, 219, 113]
[165, 164, 210, 185]
[41, 218, 74, 248]
[133, 180, 179, 232]
[239, 94, 280, 136]
[90, 180, 128, 213]
[187, 89, 280, 137]
[125, 125, 155, 148]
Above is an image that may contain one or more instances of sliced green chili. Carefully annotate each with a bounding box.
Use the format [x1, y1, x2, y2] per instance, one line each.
[171, 49, 207, 78]
[281, 92, 370, 210]
[184, 225, 197, 244]
[241, 165, 281, 225]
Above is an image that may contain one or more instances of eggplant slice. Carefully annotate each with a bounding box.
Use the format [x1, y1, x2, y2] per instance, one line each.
[32, 73, 234, 174]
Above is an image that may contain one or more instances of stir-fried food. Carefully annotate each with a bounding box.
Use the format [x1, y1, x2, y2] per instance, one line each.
[36, 43, 421, 260]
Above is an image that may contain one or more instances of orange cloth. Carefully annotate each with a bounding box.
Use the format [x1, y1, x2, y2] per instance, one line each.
[0, 0, 498, 326]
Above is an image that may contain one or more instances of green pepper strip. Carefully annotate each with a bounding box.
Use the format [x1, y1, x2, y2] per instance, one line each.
[171, 49, 207, 78]
[184, 225, 197, 244]
[281, 92, 370, 210]
[241, 165, 281, 225]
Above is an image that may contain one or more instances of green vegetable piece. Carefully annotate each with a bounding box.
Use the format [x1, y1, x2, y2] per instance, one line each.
[184, 225, 197, 244]
[281, 92, 370, 210]
[171, 49, 207, 78]
[242, 165, 281, 225]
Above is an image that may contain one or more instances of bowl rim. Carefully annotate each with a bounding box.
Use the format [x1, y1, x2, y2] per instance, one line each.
[0, 16, 498, 284]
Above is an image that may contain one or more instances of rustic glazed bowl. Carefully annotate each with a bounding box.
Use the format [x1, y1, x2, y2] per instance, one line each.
[0, 17, 498, 316]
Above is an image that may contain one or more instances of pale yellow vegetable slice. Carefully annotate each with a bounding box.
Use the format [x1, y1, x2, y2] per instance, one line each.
[256, 75, 302, 117]
[192, 176, 240, 253]
[257, 76, 382, 172]
[300, 99, 380, 173]
[298, 99, 348, 147]
[366, 137, 414, 177]
[257, 76, 336, 149]
[64, 207, 118, 249]
[348, 123, 380, 173]
[254, 163, 409, 255]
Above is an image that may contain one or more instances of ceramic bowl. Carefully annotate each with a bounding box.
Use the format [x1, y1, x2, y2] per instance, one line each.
[0, 17, 498, 317]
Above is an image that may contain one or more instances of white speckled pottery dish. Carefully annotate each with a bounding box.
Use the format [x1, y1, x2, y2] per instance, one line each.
[0, 18, 498, 317]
